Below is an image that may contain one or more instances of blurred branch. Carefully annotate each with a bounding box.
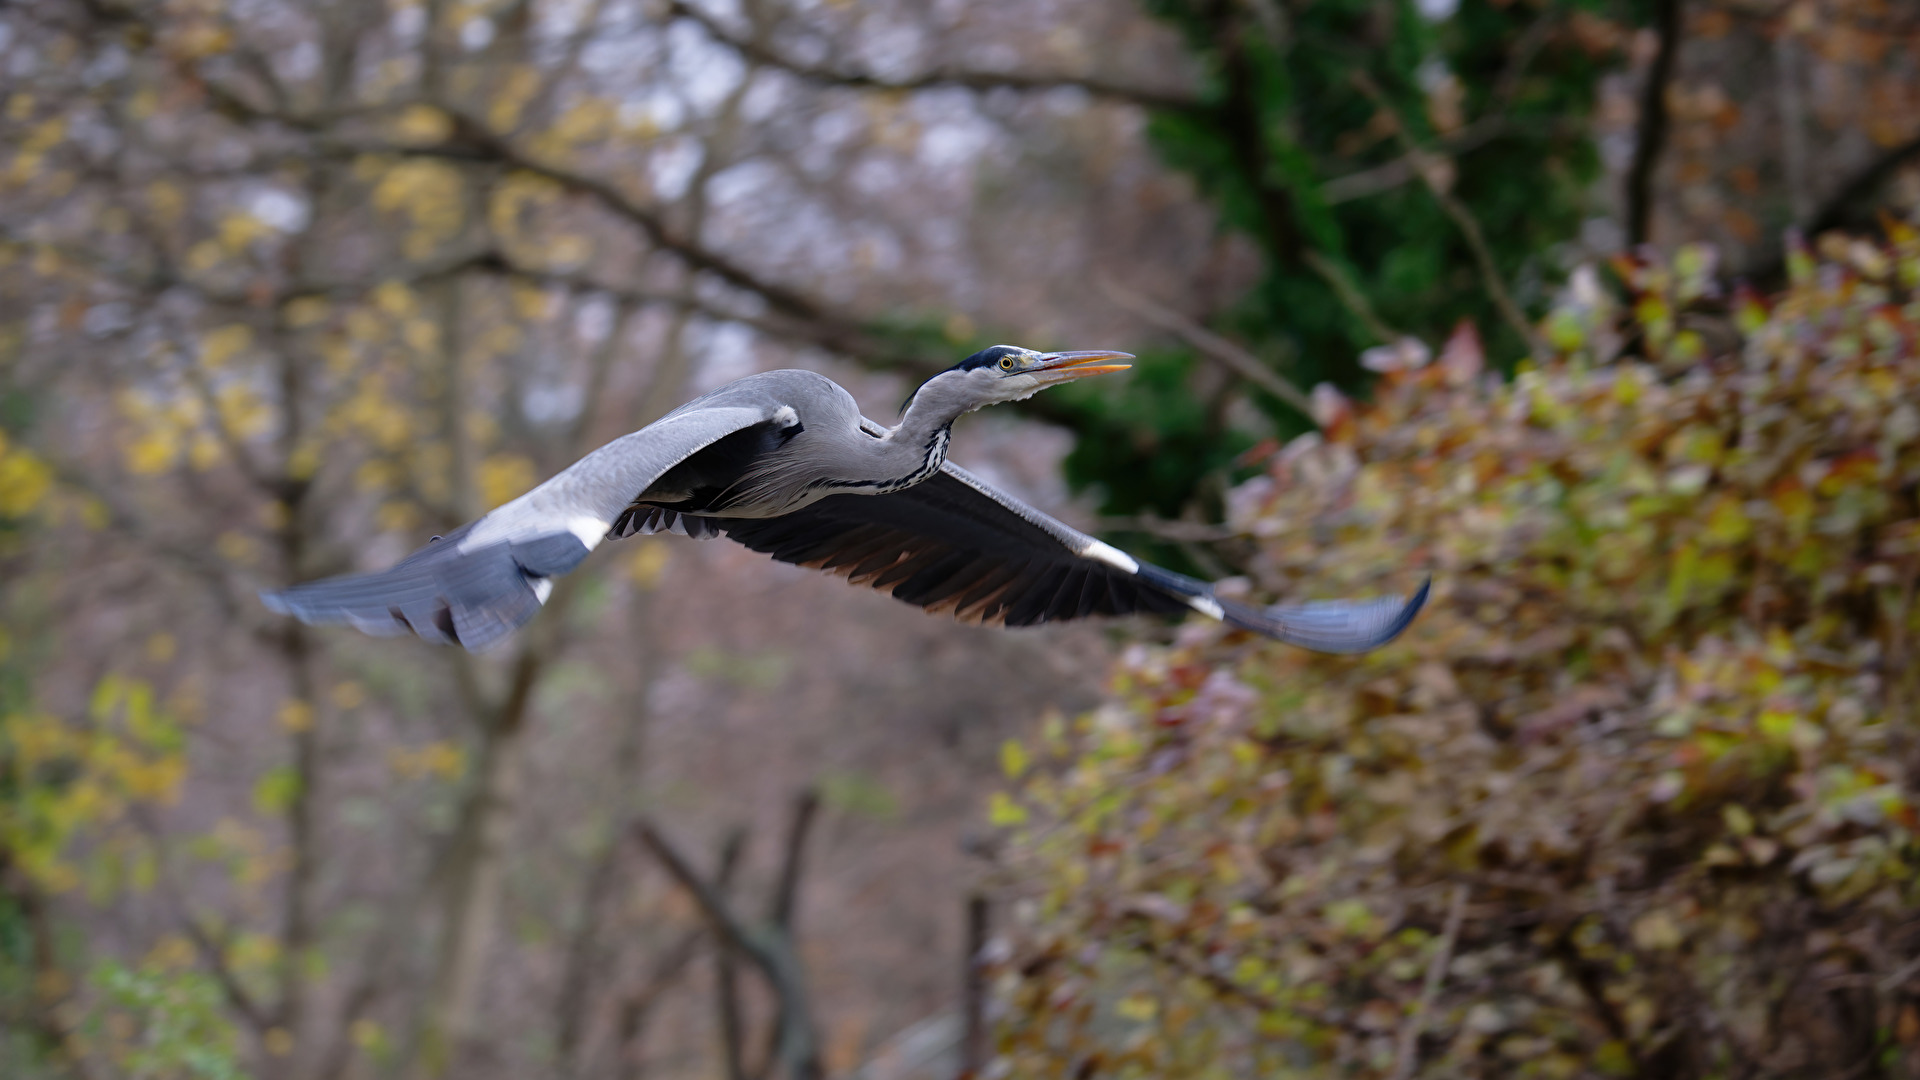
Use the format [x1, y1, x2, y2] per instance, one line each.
[1388, 884, 1468, 1080]
[1099, 276, 1313, 414]
[716, 828, 751, 1080]
[1745, 131, 1920, 283]
[958, 895, 989, 1079]
[1322, 116, 1507, 204]
[553, 576, 663, 1079]
[170, 70, 895, 364]
[135, 810, 273, 1036]
[635, 821, 824, 1080]
[614, 920, 722, 1080]
[663, 0, 1197, 111]
[768, 790, 819, 932]
[361, 113, 866, 338]
[754, 790, 821, 1080]
[1300, 250, 1397, 347]
[1353, 74, 1544, 354]
[43, 460, 253, 623]
[1206, 6, 1395, 346]
[1130, 934, 1282, 1014]
[1809, 132, 1920, 235]
[1625, 0, 1683, 245]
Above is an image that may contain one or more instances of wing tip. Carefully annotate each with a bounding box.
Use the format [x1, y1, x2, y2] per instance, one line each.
[1222, 574, 1433, 655]
[1371, 574, 1431, 648]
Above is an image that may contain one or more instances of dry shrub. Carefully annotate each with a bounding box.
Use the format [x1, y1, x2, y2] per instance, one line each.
[994, 229, 1920, 1078]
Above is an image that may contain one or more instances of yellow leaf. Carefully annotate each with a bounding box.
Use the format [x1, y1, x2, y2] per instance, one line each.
[372, 280, 417, 317]
[276, 700, 314, 734]
[145, 633, 176, 664]
[142, 934, 196, 970]
[487, 66, 542, 131]
[0, 441, 52, 514]
[627, 540, 671, 589]
[987, 792, 1028, 827]
[1000, 738, 1030, 780]
[186, 239, 224, 272]
[393, 104, 452, 144]
[285, 296, 330, 328]
[216, 531, 257, 565]
[146, 180, 185, 223]
[478, 454, 536, 509]
[1629, 909, 1684, 950]
[1701, 496, 1750, 546]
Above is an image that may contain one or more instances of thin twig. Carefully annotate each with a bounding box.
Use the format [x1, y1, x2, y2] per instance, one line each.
[1352, 73, 1543, 355]
[1301, 250, 1398, 346]
[1322, 115, 1509, 204]
[1880, 951, 1920, 994]
[1098, 276, 1315, 415]
[663, 0, 1196, 111]
[1389, 884, 1469, 1080]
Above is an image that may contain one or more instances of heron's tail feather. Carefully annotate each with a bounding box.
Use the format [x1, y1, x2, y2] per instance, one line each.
[260, 526, 591, 651]
[1135, 564, 1429, 654]
[1215, 577, 1430, 654]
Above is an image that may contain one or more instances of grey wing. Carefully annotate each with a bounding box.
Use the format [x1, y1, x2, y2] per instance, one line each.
[261, 404, 786, 650]
[708, 462, 1428, 653]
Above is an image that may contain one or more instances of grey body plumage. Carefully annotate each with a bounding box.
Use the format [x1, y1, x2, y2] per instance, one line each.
[262, 346, 1428, 653]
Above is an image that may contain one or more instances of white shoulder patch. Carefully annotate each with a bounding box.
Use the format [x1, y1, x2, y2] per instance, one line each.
[773, 405, 800, 428]
[563, 515, 610, 552]
[459, 511, 607, 555]
[1080, 538, 1140, 574]
[531, 578, 555, 604]
[1186, 594, 1226, 620]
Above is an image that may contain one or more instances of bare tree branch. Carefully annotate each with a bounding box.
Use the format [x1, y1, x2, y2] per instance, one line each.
[1626, 0, 1684, 245]
[1389, 885, 1469, 1080]
[959, 895, 990, 1079]
[1322, 116, 1509, 205]
[663, 0, 1197, 112]
[613, 828, 748, 1080]
[1099, 276, 1315, 415]
[1353, 73, 1544, 355]
[768, 790, 819, 933]
[635, 822, 824, 1080]
[716, 828, 751, 1080]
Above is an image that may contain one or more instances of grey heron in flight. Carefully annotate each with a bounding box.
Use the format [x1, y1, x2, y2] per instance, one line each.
[263, 346, 1427, 652]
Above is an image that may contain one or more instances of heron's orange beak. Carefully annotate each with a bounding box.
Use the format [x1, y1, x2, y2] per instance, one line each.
[1028, 350, 1134, 385]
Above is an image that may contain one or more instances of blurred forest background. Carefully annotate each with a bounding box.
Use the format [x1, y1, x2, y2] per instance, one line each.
[0, 0, 1917, 1078]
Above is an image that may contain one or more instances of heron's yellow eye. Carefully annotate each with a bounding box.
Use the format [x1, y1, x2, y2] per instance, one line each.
[999, 356, 1015, 371]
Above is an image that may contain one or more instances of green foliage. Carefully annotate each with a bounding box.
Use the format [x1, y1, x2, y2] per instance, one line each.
[2, 675, 186, 897]
[1058, 0, 1636, 522]
[83, 960, 251, 1080]
[992, 230, 1920, 1075]
[1056, 349, 1255, 520]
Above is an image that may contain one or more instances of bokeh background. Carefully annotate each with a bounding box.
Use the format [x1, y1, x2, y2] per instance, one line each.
[1, 1, 1918, 1078]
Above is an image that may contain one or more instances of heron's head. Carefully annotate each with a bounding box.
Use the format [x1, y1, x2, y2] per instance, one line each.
[904, 345, 1133, 418]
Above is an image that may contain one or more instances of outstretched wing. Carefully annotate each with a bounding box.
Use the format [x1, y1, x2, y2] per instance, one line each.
[712, 463, 1428, 653]
[262, 404, 787, 650]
